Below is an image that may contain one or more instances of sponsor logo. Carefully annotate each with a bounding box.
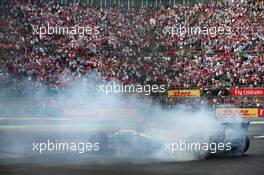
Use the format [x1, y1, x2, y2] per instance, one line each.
[216, 108, 258, 118]
[168, 90, 200, 97]
[63, 108, 136, 117]
[258, 108, 264, 118]
[230, 88, 264, 96]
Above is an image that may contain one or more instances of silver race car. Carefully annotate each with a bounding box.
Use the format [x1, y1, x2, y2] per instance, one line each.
[89, 119, 250, 159]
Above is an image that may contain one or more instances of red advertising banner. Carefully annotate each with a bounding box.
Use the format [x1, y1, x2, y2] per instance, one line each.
[258, 108, 264, 118]
[230, 88, 264, 96]
[63, 108, 137, 118]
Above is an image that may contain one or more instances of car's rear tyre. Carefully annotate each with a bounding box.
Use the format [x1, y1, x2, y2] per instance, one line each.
[229, 135, 250, 156]
[242, 135, 250, 153]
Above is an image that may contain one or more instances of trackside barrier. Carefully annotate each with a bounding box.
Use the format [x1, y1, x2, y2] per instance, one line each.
[216, 108, 264, 118]
[258, 108, 264, 118]
[168, 89, 200, 97]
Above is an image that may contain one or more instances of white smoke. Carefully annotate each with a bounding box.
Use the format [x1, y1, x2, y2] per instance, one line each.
[0, 73, 246, 165]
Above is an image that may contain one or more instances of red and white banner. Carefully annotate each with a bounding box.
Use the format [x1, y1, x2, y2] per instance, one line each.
[258, 108, 264, 118]
[63, 108, 136, 118]
[230, 88, 264, 96]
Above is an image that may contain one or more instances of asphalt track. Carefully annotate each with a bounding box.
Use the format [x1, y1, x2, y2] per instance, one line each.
[0, 120, 263, 175]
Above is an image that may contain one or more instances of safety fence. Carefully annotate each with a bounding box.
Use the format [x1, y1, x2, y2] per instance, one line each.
[2, 0, 261, 8]
[20, 0, 219, 8]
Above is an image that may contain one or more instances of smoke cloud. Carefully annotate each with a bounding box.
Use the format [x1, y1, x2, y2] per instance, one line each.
[0, 72, 245, 165]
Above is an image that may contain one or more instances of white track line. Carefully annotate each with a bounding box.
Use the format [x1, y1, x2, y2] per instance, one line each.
[0, 117, 71, 121]
[250, 121, 264, 125]
[254, 136, 264, 139]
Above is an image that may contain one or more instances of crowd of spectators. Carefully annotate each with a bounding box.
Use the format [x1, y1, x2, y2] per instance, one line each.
[0, 0, 263, 107]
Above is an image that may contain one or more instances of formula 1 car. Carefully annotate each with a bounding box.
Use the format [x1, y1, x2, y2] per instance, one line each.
[88, 120, 250, 159]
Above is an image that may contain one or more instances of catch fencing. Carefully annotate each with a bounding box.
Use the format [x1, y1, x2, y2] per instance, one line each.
[29, 0, 219, 8]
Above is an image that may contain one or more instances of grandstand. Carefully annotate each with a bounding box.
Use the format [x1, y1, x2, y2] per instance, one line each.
[0, 0, 263, 109]
[1, 2, 264, 175]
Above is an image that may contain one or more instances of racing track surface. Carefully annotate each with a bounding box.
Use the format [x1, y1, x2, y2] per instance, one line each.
[0, 120, 263, 175]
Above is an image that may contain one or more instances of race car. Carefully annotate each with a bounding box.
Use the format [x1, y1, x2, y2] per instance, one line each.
[88, 120, 250, 160]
